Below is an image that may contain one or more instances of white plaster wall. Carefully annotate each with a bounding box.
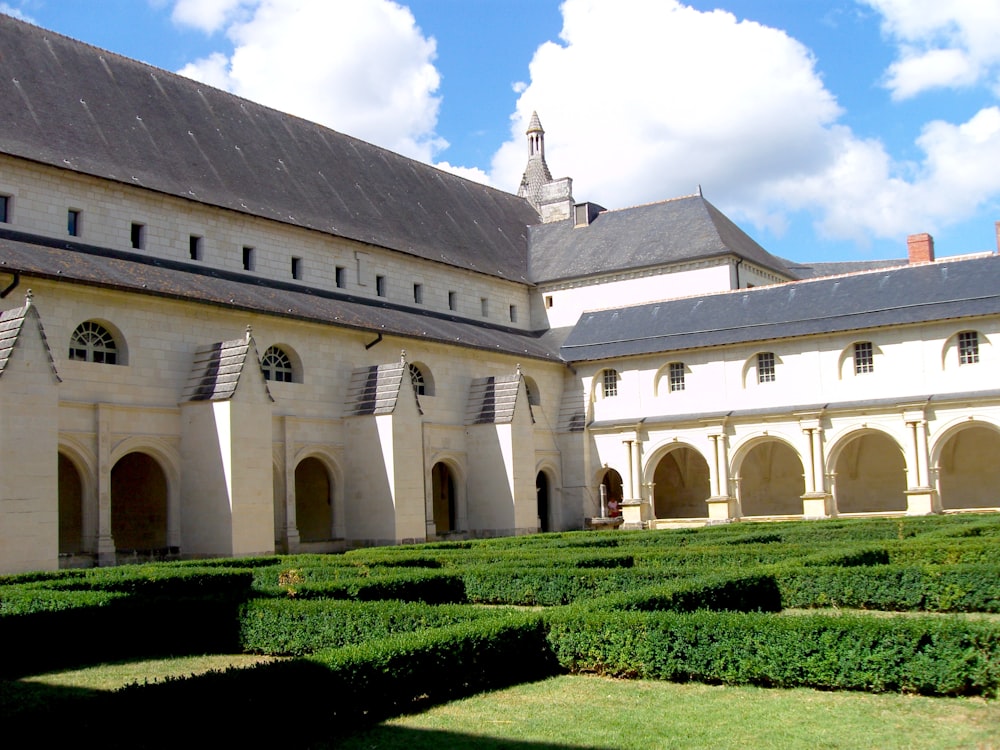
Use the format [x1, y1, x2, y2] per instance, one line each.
[0, 156, 533, 329]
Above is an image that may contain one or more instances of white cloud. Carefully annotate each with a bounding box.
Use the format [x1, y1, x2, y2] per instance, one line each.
[171, 0, 250, 34]
[173, 0, 446, 162]
[863, 0, 1000, 99]
[489, 0, 1000, 249]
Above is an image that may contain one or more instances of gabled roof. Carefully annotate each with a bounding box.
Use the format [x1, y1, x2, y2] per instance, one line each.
[527, 194, 795, 284]
[0, 229, 561, 361]
[345, 361, 419, 416]
[0, 293, 60, 381]
[0, 15, 538, 282]
[465, 372, 532, 425]
[561, 253, 1000, 362]
[182, 334, 272, 402]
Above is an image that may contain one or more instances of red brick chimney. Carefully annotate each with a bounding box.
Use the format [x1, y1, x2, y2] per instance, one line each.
[907, 233, 934, 264]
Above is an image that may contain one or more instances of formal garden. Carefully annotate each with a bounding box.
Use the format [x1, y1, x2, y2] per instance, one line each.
[2, 513, 998, 747]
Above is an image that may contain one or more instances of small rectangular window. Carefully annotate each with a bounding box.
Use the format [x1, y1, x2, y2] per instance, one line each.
[67, 209, 81, 237]
[242, 246, 255, 271]
[0, 195, 9, 223]
[335, 266, 347, 288]
[545, 295, 554, 308]
[854, 342, 874, 374]
[669, 362, 685, 392]
[448, 291, 457, 311]
[959, 331, 979, 365]
[291, 256, 303, 280]
[413, 283, 423, 304]
[602, 369, 618, 398]
[189, 235, 202, 261]
[757, 352, 776, 384]
[509, 304, 517, 323]
[376, 274, 387, 297]
[130, 222, 144, 249]
[481, 297, 489, 317]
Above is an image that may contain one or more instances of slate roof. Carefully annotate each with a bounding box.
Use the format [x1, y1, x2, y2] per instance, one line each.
[465, 372, 531, 425]
[0, 293, 60, 380]
[0, 14, 539, 282]
[182, 335, 272, 402]
[528, 194, 796, 284]
[785, 258, 907, 279]
[0, 229, 561, 362]
[344, 361, 418, 416]
[561, 253, 1000, 362]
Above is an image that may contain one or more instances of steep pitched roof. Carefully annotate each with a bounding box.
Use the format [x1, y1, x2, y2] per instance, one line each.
[561, 253, 1000, 362]
[465, 372, 532, 425]
[344, 361, 419, 416]
[0, 293, 60, 381]
[182, 334, 272, 402]
[0, 15, 538, 282]
[0, 229, 561, 361]
[527, 194, 795, 283]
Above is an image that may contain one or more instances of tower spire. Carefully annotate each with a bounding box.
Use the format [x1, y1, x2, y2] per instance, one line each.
[517, 111, 554, 211]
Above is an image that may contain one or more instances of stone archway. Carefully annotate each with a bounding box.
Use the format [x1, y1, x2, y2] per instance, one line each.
[432, 462, 457, 534]
[536, 471, 551, 532]
[936, 425, 1000, 510]
[58, 452, 84, 556]
[295, 457, 333, 543]
[599, 468, 624, 517]
[737, 439, 805, 517]
[110, 452, 168, 552]
[652, 447, 710, 519]
[832, 431, 906, 513]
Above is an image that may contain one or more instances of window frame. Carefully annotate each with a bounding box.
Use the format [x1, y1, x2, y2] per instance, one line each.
[668, 361, 685, 392]
[958, 331, 980, 365]
[261, 345, 294, 383]
[757, 352, 776, 384]
[67, 209, 81, 237]
[68, 321, 119, 365]
[854, 341, 874, 375]
[601, 368, 619, 398]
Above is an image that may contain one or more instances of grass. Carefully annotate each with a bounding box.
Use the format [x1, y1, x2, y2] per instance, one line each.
[333, 674, 1000, 750]
[13, 658, 998, 749]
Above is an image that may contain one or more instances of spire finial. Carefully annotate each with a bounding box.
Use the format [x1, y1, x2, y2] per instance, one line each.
[245, 324, 253, 342]
[400, 349, 407, 364]
[24, 289, 33, 307]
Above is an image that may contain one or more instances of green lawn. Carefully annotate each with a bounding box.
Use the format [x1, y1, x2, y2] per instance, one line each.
[16, 659, 998, 749]
[333, 674, 999, 750]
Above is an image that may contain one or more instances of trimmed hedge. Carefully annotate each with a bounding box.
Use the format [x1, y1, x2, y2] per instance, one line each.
[460, 565, 670, 606]
[239, 598, 505, 655]
[105, 614, 559, 746]
[775, 563, 1000, 612]
[258, 568, 467, 604]
[586, 572, 782, 614]
[545, 608, 1000, 696]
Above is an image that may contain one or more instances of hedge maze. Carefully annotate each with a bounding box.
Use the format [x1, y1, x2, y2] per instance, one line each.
[2, 513, 999, 746]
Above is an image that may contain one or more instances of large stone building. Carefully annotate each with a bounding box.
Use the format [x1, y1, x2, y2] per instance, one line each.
[1, 15, 997, 574]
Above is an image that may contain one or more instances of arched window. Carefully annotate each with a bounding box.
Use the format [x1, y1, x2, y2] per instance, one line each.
[523, 376, 541, 406]
[409, 363, 426, 395]
[69, 321, 118, 364]
[408, 362, 434, 396]
[261, 346, 293, 382]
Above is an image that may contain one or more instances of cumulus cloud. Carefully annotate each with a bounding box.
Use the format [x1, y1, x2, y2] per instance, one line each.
[490, 0, 1000, 247]
[174, 0, 446, 163]
[863, 0, 1000, 99]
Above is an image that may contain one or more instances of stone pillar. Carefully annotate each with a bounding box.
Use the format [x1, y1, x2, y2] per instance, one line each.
[903, 415, 938, 515]
[800, 423, 832, 517]
[705, 432, 737, 520]
[96, 403, 116, 565]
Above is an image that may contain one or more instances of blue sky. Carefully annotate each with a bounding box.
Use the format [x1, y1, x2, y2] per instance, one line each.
[4, 0, 1000, 264]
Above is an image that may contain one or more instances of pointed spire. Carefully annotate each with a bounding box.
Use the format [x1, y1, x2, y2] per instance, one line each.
[517, 111, 554, 211]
